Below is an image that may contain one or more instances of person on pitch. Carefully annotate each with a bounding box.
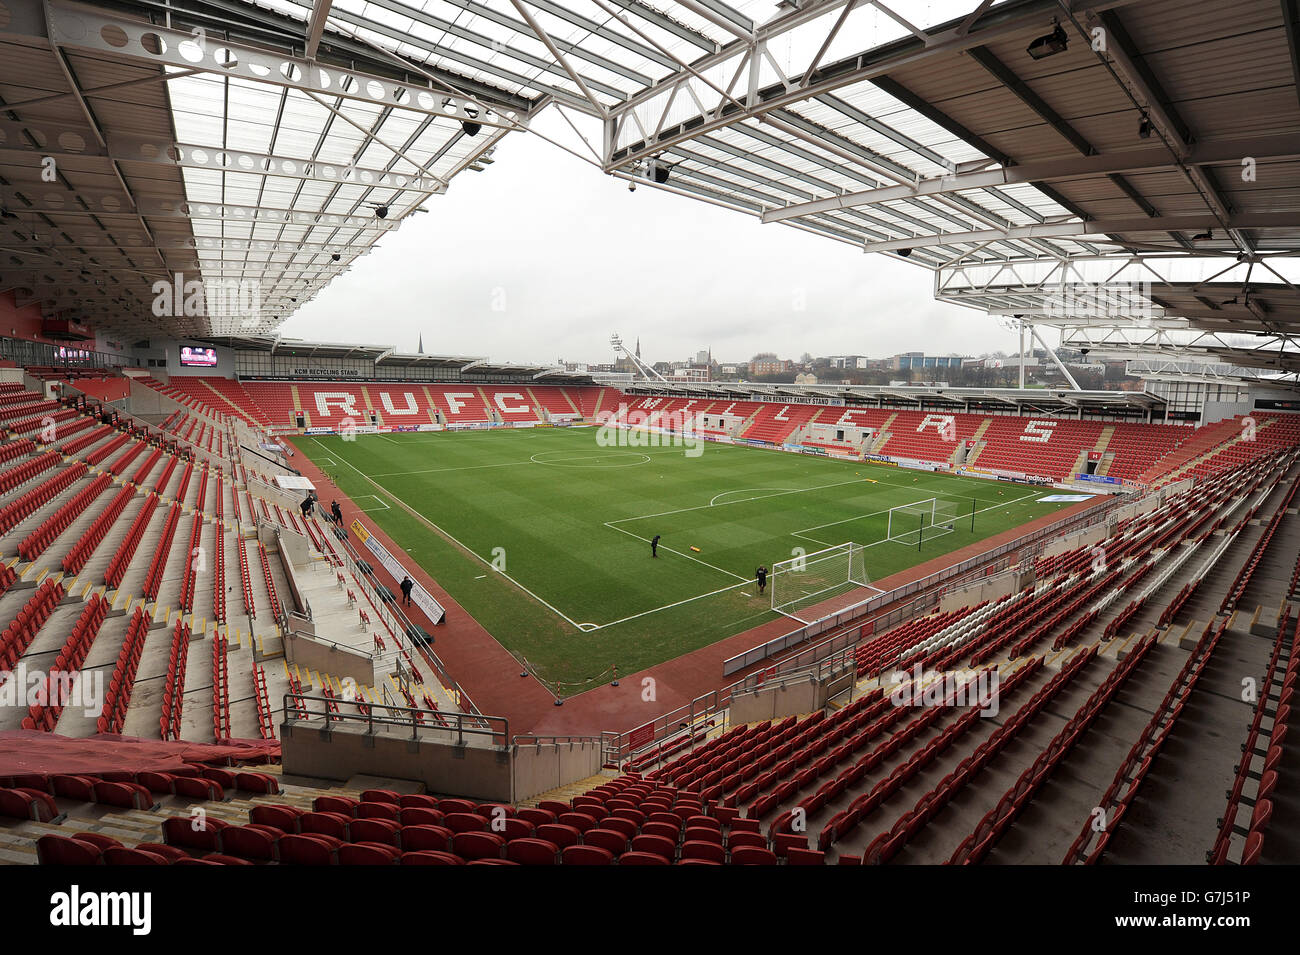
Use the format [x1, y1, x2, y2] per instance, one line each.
[756, 565, 768, 595]
[651, 534, 661, 558]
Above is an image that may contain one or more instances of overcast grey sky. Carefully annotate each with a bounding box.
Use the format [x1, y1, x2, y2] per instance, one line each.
[282, 111, 1021, 366]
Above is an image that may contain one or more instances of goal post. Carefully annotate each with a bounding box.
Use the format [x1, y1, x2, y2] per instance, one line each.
[886, 497, 958, 547]
[770, 542, 872, 621]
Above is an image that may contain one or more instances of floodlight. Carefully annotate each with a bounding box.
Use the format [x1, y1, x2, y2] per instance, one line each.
[1027, 23, 1068, 59]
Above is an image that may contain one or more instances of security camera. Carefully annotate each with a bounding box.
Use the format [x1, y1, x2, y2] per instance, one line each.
[1080, 347, 1090, 356]
[628, 181, 636, 192]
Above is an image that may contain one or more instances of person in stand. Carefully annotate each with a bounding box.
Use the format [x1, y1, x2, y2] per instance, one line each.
[332, 500, 343, 526]
[756, 565, 768, 595]
[299, 492, 313, 520]
[651, 534, 661, 558]
[400, 576, 414, 607]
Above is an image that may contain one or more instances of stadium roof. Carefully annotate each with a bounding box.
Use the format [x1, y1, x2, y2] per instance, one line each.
[619, 378, 1168, 412]
[1, 0, 1297, 376]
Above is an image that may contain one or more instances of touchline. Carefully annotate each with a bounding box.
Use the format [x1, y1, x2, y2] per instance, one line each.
[49, 886, 151, 935]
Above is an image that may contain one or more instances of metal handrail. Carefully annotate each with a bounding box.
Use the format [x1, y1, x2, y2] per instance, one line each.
[282, 692, 508, 746]
[510, 733, 602, 747]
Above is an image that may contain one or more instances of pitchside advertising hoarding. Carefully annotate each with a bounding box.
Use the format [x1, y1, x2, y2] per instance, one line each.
[350, 520, 447, 625]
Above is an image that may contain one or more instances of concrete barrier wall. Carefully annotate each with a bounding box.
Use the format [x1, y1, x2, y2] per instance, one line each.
[1038, 523, 1107, 561]
[1114, 492, 1161, 524]
[512, 740, 602, 802]
[939, 569, 1032, 613]
[284, 630, 378, 687]
[729, 677, 823, 724]
[281, 721, 513, 801]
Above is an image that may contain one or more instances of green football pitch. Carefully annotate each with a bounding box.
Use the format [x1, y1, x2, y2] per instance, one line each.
[297, 427, 1084, 693]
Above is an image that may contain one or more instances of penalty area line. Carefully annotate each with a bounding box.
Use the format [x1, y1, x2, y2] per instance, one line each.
[603, 522, 747, 582]
[583, 579, 755, 633]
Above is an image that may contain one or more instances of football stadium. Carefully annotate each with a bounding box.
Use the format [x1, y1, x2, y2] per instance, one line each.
[0, 0, 1298, 914]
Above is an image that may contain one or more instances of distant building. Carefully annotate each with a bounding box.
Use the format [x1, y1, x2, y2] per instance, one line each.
[749, 358, 792, 376]
[893, 353, 965, 370]
[666, 366, 710, 382]
[794, 372, 818, 384]
[829, 355, 870, 369]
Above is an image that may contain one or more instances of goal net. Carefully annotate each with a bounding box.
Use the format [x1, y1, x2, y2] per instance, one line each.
[770, 542, 873, 621]
[887, 497, 958, 546]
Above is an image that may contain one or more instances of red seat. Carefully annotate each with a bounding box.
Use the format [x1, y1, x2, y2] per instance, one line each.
[398, 794, 439, 809]
[561, 844, 614, 865]
[355, 801, 400, 822]
[234, 772, 279, 795]
[785, 847, 826, 865]
[92, 781, 152, 810]
[103, 847, 170, 865]
[249, 804, 301, 833]
[1241, 831, 1263, 865]
[133, 842, 190, 863]
[182, 853, 253, 865]
[443, 811, 487, 833]
[535, 823, 582, 849]
[437, 797, 478, 814]
[640, 821, 680, 842]
[162, 815, 227, 851]
[680, 840, 725, 863]
[516, 807, 555, 827]
[173, 777, 223, 801]
[506, 838, 559, 865]
[618, 851, 670, 865]
[582, 829, 628, 855]
[630, 833, 676, 860]
[601, 816, 637, 840]
[557, 811, 599, 833]
[727, 831, 766, 850]
[399, 824, 455, 853]
[731, 846, 778, 865]
[452, 831, 506, 861]
[36, 834, 105, 865]
[360, 788, 399, 804]
[278, 833, 337, 865]
[298, 811, 351, 840]
[683, 826, 723, 845]
[339, 843, 400, 865]
[201, 767, 237, 789]
[219, 826, 279, 861]
[399, 807, 445, 827]
[313, 795, 358, 816]
[400, 850, 464, 865]
[68, 832, 122, 852]
[495, 817, 533, 840]
[136, 772, 177, 794]
[50, 774, 96, 802]
[0, 787, 59, 822]
[350, 818, 401, 847]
